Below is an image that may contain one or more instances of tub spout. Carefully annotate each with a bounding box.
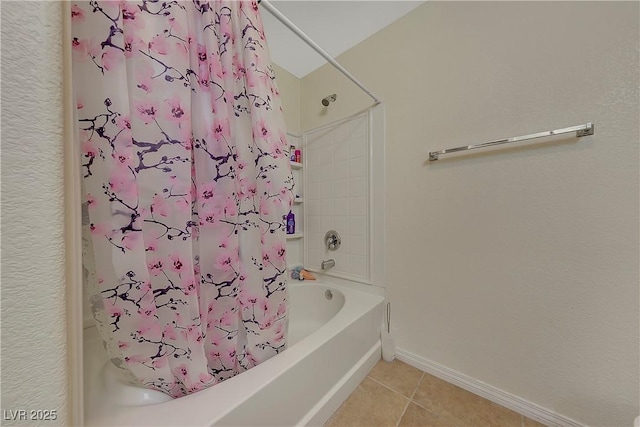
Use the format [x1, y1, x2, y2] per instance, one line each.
[321, 259, 335, 270]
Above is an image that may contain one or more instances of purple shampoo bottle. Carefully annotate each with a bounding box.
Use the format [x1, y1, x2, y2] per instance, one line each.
[286, 211, 295, 234]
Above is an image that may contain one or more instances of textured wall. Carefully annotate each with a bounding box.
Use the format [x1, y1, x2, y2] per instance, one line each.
[272, 63, 302, 135]
[1, 2, 68, 425]
[301, 2, 639, 426]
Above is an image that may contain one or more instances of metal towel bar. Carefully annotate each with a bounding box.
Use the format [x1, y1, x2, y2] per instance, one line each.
[428, 123, 594, 161]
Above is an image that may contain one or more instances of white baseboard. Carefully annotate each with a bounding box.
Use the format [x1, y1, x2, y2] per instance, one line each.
[395, 348, 584, 427]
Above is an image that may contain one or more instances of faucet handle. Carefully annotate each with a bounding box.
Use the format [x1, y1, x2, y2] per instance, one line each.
[324, 230, 341, 251]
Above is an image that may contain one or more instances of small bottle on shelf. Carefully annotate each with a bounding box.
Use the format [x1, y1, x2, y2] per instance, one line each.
[286, 211, 295, 234]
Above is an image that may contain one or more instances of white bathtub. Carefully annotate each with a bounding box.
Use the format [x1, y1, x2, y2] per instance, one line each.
[84, 281, 384, 426]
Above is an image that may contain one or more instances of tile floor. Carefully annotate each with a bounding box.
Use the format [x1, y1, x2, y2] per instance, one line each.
[324, 359, 547, 427]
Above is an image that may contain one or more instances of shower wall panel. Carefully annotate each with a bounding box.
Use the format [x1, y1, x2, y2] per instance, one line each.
[304, 112, 370, 282]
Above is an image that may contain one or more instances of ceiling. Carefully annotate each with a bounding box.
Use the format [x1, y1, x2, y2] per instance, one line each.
[261, 1, 425, 78]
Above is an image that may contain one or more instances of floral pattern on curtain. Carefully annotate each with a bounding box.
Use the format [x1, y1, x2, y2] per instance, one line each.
[72, 0, 293, 397]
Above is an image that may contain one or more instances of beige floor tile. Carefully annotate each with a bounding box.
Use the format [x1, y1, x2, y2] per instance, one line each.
[481, 402, 523, 427]
[398, 402, 455, 427]
[324, 377, 409, 427]
[368, 359, 424, 398]
[413, 373, 521, 427]
[523, 417, 547, 427]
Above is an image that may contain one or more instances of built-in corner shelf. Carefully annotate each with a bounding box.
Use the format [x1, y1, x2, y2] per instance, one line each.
[287, 134, 304, 267]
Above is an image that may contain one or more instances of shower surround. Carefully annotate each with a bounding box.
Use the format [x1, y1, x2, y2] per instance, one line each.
[305, 112, 371, 282]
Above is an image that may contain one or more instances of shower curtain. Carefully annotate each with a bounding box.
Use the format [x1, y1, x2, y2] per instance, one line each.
[72, 0, 293, 397]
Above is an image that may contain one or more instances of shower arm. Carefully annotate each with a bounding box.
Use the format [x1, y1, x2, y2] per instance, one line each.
[259, 0, 382, 106]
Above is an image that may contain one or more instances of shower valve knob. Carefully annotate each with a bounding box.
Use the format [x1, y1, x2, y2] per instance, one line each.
[324, 230, 341, 251]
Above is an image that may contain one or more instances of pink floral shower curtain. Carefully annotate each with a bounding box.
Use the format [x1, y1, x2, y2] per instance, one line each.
[72, 0, 293, 397]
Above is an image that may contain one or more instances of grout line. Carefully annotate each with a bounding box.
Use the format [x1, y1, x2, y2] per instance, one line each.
[409, 393, 449, 419]
[410, 372, 463, 426]
[409, 398, 460, 427]
[409, 399, 433, 413]
[365, 372, 424, 402]
[365, 374, 411, 427]
[395, 372, 427, 427]
[366, 373, 421, 427]
[410, 372, 425, 401]
[366, 374, 408, 397]
[395, 397, 411, 427]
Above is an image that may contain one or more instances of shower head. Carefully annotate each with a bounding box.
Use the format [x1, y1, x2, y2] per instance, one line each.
[321, 94, 337, 107]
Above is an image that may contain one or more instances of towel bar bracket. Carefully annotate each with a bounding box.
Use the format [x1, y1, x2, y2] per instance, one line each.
[576, 124, 595, 137]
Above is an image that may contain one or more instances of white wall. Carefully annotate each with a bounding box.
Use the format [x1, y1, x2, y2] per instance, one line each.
[300, 2, 639, 426]
[1, 2, 69, 425]
[272, 63, 302, 135]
